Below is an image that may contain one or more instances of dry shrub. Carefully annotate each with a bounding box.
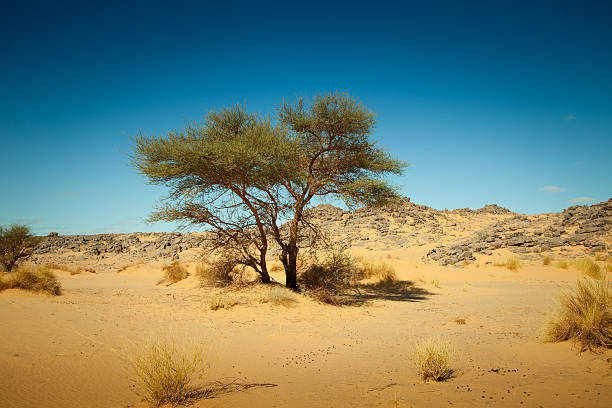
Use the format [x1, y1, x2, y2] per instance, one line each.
[543, 256, 552, 266]
[209, 295, 238, 311]
[414, 339, 454, 382]
[505, 257, 521, 271]
[129, 337, 205, 406]
[1, 265, 61, 295]
[197, 259, 236, 287]
[574, 257, 602, 280]
[594, 253, 610, 262]
[259, 287, 298, 307]
[555, 260, 569, 269]
[159, 262, 189, 285]
[544, 277, 611, 351]
[299, 248, 357, 291]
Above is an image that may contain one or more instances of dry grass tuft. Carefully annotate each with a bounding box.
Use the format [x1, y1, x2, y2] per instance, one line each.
[359, 259, 398, 283]
[544, 277, 611, 351]
[494, 257, 521, 271]
[543, 256, 552, 266]
[129, 337, 205, 406]
[209, 296, 238, 311]
[414, 339, 454, 382]
[606, 264, 612, 273]
[555, 260, 569, 269]
[0, 265, 61, 295]
[594, 253, 611, 262]
[573, 257, 602, 280]
[159, 262, 189, 285]
[259, 287, 299, 307]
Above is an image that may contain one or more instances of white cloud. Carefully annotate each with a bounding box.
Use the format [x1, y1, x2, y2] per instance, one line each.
[565, 113, 576, 120]
[539, 185, 566, 193]
[568, 197, 595, 204]
[15, 217, 45, 225]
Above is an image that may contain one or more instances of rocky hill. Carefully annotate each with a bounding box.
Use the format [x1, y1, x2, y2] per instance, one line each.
[30, 197, 611, 270]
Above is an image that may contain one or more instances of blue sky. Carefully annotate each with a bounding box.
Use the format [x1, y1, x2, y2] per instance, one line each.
[1, 0, 611, 235]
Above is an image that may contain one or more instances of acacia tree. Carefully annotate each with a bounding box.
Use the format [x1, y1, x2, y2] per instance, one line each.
[0, 225, 41, 272]
[132, 93, 405, 289]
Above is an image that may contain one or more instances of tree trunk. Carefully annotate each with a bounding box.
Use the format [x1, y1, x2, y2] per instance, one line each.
[260, 253, 271, 283]
[283, 243, 298, 290]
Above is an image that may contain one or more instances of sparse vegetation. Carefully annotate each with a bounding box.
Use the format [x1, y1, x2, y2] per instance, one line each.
[0, 265, 61, 295]
[555, 260, 569, 269]
[358, 259, 398, 284]
[299, 248, 358, 292]
[259, 287, 299, 307]
[414, 339, 454, 382]
[544, 277, 611, 351]
[573, 257, 602, 280]
[158, 262, 189, 285]
[430, 278, 440, 288]
[129, 337, 205, 406]
[543, 256, 552, 266]
[209, 296, 238, 310]
[197, 259, 236, 287]
[0, 225, 42, 272]
[46, 263, 96, 275]
[594, 253, 611, 262]
[493, 256, 520, 270]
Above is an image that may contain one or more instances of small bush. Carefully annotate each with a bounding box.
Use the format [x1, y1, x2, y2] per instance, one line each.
[594, 253, 610, 262]
[555, 260, 569, 269]
[1, 265, 61, 295]
[300, 248, 357, 291]
[544, 277, 611, 351]
[414, 339, 454, 382]
[543, 256, 552, 266]
[505, 257, 521, 271]
[197, 259, 236, 287]
[259, 287, 298, 307]
[0, 225, 42, 272]
[130, 337, 204, 406]
[574, 257, 602, 280]
[159, 262, 189, 285]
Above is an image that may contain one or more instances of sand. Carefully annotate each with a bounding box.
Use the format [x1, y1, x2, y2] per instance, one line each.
[1, 246, 611, 408]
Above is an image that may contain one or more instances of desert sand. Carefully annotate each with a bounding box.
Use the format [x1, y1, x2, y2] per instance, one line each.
[1, 198, 611, 408]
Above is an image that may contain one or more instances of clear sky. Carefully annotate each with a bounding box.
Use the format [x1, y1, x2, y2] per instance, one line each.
[1, 0, 611, 235]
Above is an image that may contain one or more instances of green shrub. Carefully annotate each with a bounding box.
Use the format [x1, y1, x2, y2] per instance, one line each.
[1, 265, 61, 295]
[414, 339, 454, 382]
[0, 225, 42, 272]
[544, 277, 611, 351]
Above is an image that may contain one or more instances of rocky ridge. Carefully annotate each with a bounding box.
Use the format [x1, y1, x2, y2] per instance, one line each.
[31, 197, 611, 268]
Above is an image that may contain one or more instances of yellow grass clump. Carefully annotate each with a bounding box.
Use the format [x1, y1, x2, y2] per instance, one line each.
[209, 296, 238, 311]
[414, 339, 454, 382]
[45, 263, 96, 275]
[159, 262, 189, 285]
[197, 259, 235, 287]
[555, 260, 569, 269]
[494, 257, 521, 271]
[0, 265, 61, 295]
[259, 287, 299, 307]
[544, 277, 611, 351]
[573, 257, 602, 280]
[359, 259, 398, 283]
[129, 337, 206, 406]
[542, 256, 552, 266]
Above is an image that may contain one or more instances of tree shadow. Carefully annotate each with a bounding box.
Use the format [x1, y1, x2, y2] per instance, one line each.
[310, 280, 433, 306]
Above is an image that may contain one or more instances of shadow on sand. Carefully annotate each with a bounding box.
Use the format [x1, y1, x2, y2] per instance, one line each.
[309, 280, 433, 306]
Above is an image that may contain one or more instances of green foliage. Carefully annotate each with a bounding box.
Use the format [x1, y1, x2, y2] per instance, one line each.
[132, 93, 407, 289]
[0, 225, 41, 272]
[1, 265, 61, 295]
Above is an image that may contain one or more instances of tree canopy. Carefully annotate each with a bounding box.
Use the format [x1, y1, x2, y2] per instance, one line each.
[0, 225, 41, 272]
[132, 92, 406, 288]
